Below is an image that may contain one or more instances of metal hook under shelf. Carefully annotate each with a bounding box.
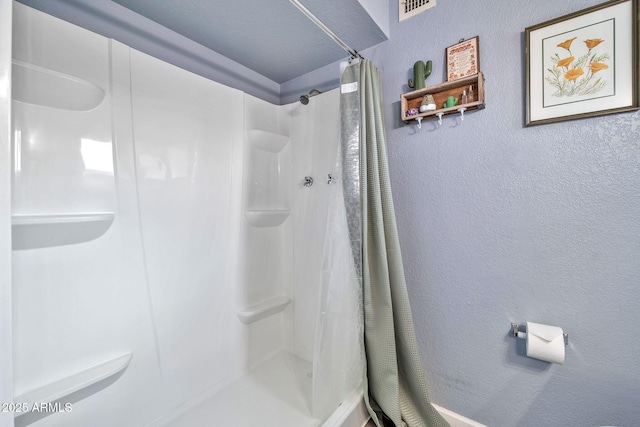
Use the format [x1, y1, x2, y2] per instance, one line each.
[458, 107, 466, 121]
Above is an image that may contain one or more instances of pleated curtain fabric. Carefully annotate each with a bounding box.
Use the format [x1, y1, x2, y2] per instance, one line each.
[358, 59, 449, 427]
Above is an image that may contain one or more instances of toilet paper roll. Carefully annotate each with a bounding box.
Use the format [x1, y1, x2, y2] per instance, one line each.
[526, 322, 565, 364]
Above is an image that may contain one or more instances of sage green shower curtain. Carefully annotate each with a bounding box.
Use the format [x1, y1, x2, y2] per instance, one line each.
[356, 59, 449, 427]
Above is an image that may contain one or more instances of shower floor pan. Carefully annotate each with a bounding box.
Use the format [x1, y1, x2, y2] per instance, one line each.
[149, 350, 368, 427]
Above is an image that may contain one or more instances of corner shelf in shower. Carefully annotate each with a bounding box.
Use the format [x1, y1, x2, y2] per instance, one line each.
[237, 296, 292, 324]
[14, 352, 132, 417]
[11, 212, 115, 249]
[246, 130, 289, 153]
[244, 210, 290, 227]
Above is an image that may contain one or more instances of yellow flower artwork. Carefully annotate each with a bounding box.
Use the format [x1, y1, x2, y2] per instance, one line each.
[546, 33, 610, 97]
[557, 37, 577, 51]
[584, 38, 604, 49]
[564, 68, 584, 81]
[526, 0, 633, 125]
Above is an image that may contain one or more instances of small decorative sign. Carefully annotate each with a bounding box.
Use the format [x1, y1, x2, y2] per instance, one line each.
[446, 36, 480, 81]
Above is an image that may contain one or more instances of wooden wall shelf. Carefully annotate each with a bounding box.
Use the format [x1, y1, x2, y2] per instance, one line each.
[401, 72, 485, 123]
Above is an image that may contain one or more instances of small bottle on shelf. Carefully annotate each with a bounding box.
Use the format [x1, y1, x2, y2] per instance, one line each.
[461, 90, 467, 104]
[468, 85, 474, 103]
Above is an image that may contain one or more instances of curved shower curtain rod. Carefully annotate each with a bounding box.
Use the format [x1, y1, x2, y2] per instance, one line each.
[288, 0, 363, 60]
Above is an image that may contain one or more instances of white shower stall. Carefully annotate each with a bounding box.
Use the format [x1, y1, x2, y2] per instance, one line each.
[7, 3, 366, 426]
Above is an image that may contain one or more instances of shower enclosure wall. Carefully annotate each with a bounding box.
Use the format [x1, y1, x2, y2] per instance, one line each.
[7, 4, 365, 427]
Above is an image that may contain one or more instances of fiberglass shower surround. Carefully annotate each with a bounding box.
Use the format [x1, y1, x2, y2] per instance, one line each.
[9, 4, 366, 427]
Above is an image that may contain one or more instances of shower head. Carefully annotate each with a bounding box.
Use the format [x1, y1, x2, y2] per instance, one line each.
[299, 89, 322, 105]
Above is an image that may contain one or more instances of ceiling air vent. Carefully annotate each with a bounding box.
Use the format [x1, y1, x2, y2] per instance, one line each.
[399, 0, 436, 22]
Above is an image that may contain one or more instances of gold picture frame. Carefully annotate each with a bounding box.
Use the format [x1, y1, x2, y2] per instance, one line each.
[525, 0, 639, 126]
[446, 36, 480, 81]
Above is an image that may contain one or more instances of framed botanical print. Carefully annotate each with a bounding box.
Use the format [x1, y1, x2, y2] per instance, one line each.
[525, 0, 638, 126]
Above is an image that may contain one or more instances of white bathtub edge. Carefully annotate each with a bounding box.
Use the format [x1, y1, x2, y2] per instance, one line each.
[321, 388, 369, 427]
[323, 394, 487, 427]
[432, 403, 487, 427]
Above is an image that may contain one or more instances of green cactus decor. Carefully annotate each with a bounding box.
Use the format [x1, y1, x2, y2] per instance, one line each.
[408, 60, 432, 90]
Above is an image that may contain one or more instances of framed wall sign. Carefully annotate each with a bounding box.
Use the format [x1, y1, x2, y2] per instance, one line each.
[446, 36, 480, 81]
[525, 0, 639, 126]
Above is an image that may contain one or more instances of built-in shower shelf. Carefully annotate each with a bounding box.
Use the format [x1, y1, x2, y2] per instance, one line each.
[244, 210, 290, 227]
[237, 296, 292, 324]
[14, 352, 132, 417]
[246, 130, 290, 153]
[11, 212, 115, 250]
[11, 212, 115, 226]
[13, 59, 106, 111]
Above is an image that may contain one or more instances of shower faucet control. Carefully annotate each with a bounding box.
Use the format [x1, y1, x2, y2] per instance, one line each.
[303, 176, 314, 187]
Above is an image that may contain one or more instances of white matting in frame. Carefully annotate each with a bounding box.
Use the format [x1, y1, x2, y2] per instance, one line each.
[526, 0, 638, 126]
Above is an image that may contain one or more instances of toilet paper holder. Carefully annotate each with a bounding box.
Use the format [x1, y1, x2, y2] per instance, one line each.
[511, 323, 569, 345]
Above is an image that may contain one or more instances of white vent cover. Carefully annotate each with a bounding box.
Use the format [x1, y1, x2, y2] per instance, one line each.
[399, 0, 436, 22]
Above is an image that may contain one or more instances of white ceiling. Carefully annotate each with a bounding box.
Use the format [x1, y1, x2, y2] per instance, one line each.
[17, 0, 388, 84]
